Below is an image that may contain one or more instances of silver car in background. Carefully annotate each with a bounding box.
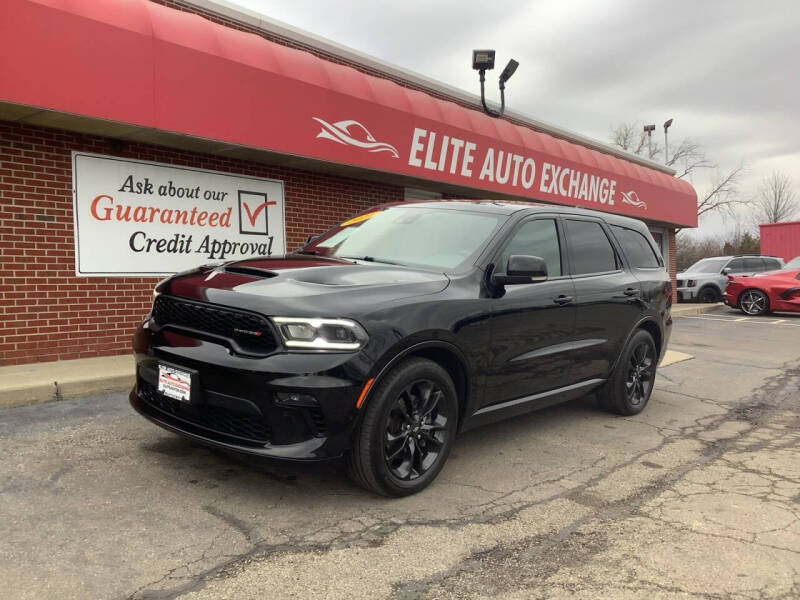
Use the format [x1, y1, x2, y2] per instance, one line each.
[677, 255, 785, 303]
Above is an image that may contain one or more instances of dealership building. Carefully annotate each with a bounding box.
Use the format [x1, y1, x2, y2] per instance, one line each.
[0, 0, 697, 366]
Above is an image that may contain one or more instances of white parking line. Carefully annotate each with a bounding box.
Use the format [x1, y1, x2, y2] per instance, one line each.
[682, 315, 800, 327]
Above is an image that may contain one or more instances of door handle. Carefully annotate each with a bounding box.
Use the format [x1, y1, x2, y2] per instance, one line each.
[553, 295, 573, 305]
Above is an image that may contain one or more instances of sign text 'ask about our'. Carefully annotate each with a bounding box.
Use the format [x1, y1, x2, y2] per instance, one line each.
[72, 153, 285, 276]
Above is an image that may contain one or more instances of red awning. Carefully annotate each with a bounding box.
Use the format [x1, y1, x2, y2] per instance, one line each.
[0, 0, 697, 227]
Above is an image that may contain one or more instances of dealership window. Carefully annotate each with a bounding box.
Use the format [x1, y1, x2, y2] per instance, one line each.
[404, 188, 442, 201]
[649, 228, 669, 270]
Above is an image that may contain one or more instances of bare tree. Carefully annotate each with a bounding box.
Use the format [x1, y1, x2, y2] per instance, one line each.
[697, 163, 746, 220]
[609, 121, 660, 160]
[664, 138, 713, 178]
[609, 121, 745, 226]
[752, 171, 798, 225]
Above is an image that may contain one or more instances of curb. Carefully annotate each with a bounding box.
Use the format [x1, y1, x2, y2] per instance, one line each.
[0, 356, 135, 410]
[671, 302, 726, 318]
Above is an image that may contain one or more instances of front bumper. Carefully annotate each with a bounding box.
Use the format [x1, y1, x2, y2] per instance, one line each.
[130, 323, 370, 461]
[676, 287, 696, 302]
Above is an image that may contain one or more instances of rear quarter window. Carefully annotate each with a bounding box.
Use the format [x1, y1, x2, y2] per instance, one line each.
[611, 226, 662, 268]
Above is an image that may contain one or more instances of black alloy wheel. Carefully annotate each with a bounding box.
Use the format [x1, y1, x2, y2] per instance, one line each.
[698, 286, 720, 303]
[598, 328, 657, 416]
[346, 358, 458, 496]
[384, 379, 449, 481]
[739, 289, 769, 316]
[625, 341, 654, 408]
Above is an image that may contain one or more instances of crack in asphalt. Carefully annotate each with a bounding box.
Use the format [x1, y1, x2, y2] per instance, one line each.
[119, 359, 800, 600]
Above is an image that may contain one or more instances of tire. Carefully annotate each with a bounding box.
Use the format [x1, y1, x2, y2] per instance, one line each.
[598, 329, 657, 416]
[346, 358, 458, 497]
[698, 286, 720, 303]
[738, 288, 770, 316]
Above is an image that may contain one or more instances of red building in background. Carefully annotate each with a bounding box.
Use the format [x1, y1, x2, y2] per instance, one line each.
[760, 222, 800, 262]
[0, 0, 697, 365]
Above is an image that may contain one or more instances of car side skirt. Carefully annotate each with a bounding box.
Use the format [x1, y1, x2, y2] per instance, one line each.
[461, 378, 605, 432]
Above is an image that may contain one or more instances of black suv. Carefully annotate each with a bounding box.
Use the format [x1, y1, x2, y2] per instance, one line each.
[131, 201, 672, 496]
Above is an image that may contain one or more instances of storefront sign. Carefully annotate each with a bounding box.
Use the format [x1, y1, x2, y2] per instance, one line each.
[6, 1, 697, 228]
[72, 153, 285, 276]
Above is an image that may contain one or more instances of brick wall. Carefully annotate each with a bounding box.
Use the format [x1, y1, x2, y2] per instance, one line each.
[0, 121, 402, 365]
[668, 228, 678, 302]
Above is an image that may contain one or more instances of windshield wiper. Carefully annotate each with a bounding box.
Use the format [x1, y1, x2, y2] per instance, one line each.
[339, 255, 403, 266]
[295, 249, 322, 255]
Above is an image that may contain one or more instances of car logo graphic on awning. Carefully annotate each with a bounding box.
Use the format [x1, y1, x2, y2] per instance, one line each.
[621, 190, 647, 209]
[313, 117, 399, 158]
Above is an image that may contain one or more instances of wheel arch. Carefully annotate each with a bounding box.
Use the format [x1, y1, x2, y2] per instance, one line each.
[357, 340, 471, 430]
[697, 283, 722, 301]
[636, 319, 663, 361]
[738, 287, 770, 313]
[609, 317, 663, 375]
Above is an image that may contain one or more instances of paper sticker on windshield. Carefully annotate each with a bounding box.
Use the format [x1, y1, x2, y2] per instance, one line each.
[341, 211, 381, 227]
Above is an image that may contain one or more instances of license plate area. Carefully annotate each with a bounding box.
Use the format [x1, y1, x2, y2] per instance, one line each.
[157, 363, 197, 403]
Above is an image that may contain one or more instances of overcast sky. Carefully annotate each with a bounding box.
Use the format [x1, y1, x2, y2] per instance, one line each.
[232, 0, 800, 235]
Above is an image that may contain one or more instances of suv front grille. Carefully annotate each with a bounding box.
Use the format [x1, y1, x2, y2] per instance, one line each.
[676, 279, 684, 287]
[139, 380, 271, 444]
[152, 295, 277, 355]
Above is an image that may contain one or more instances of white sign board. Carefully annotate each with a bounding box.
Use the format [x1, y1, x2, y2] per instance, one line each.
[72, 152, 285, 276]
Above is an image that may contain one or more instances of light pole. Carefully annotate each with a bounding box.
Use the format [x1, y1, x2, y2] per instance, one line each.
[663, 118, 673, 164]
[643, 124, 655, 158]
[472, 50, 519, 118]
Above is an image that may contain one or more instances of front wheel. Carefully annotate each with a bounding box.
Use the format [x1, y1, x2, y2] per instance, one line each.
[346, 358, 458, 497]
[698, 286, 721, 303]
[598, 329, 657, 416]
[738, 289, 770, 316]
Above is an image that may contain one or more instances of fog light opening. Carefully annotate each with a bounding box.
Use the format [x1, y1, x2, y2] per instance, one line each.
[274, 392, 318, 407]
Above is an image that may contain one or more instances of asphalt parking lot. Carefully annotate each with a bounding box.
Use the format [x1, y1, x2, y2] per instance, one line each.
[1, 308, 798, 600]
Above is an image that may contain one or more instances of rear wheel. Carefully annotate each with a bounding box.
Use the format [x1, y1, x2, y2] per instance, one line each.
[698, 286, 720, 303]
[346, 358, 458, 497]
[598, 329, 656, 416]
[738, 289, 770, 316]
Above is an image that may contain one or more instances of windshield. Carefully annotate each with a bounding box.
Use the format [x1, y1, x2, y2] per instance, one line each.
[300, 206, 506, 270]
[785, 256, 800, 269]
[684, 257, 729, 273]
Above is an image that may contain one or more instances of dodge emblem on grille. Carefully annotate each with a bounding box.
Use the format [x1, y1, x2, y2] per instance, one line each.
[233, 328, 263, 337]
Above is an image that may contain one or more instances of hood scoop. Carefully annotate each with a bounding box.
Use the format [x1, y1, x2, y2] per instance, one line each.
[223, 265, 278, 279]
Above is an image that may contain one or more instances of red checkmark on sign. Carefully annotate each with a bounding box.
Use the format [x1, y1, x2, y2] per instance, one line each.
[242, 200, 277, 227]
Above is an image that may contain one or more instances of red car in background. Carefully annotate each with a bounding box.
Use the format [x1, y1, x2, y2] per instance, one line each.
[725, 268, 800, 315]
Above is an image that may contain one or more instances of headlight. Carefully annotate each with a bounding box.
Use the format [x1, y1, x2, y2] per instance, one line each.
[271, 317, 368, 351]
[687, 280, 697, 287]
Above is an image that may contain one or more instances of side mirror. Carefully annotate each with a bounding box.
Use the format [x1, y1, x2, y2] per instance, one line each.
[721, 267, 731, 275]
[493, 255, 548, 286]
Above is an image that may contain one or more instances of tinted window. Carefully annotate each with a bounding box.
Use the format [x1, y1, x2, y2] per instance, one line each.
[726, 258, 747, 273]
[764, 258, 782, 270]
[565, 220, 618, 275]
[686, 258, 729, 273]
[304, 206, 505, 270]
[612, 226, 661, 268]
[744, 257, 765, 271]
[500, 219, 562, 277]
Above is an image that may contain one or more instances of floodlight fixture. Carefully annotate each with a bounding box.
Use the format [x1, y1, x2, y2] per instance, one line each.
[472, 49, 519, 118]
[663, 118, 674, 164]
[472, 49, 496, 71]
[499, 59, 519, 85]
